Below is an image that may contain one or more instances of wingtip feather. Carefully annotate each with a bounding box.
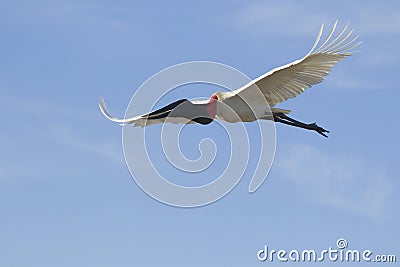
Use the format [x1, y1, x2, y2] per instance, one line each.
[311, 21, 361, 56]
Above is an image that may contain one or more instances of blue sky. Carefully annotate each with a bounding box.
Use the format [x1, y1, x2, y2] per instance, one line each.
[1, 0, 399, 266]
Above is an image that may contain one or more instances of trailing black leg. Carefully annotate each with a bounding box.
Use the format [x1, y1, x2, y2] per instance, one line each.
[273, 113, 329, 137]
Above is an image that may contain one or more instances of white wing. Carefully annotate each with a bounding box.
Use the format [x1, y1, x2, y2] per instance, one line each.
[99, 96, 138, 124]
[233, 21, 361, 106]
[99, 96, 196, 127]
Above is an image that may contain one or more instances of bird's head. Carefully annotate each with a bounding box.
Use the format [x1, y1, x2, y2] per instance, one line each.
[209, 93, 219, 102]
[206, 93, 219, 119]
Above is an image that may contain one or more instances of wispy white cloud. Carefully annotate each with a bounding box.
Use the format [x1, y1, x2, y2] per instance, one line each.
[232, 1, 400, 36]
[0, 93, 123, 180]
[46, 123, 123, 164]
[0, 1, 147, 60]
[275, 143, 395, 218]
[324, 69, 395, 91]
[354, 6, 400, 35]
[228, 1, 400, 92]
[2, 1, 129, 29]
[231, 2, 326, 36]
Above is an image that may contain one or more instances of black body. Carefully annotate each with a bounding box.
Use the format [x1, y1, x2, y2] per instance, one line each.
[144, 99, 213, 125]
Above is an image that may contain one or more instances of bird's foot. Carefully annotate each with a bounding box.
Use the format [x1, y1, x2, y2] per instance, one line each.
[308, 122, 329, 138]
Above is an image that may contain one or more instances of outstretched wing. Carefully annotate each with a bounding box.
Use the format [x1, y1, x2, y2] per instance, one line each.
[99, 97, 196, 127]
[234, 21, 361, 106]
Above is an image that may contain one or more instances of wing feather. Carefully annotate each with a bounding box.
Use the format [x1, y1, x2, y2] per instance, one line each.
[233, 21, 361, 106]
[98, 97, 195, 127]
[99, 96, 141, 124]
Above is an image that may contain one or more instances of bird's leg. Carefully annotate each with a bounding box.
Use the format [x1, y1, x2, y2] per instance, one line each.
[273, 113, 329, 137]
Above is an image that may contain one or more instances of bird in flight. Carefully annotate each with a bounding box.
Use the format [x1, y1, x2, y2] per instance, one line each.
[99, 21, 360, 137]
